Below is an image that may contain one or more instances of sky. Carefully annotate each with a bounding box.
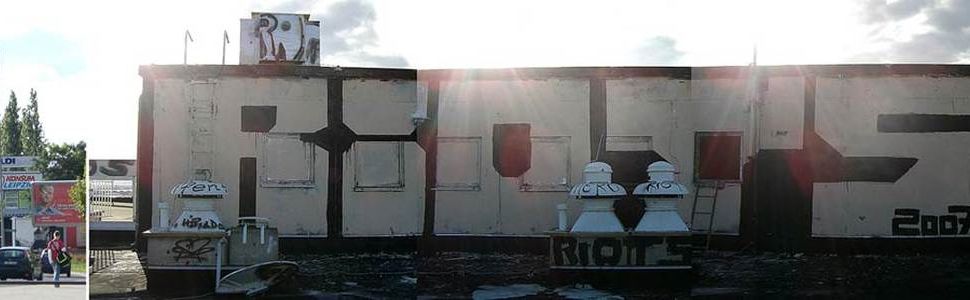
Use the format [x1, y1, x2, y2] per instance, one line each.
[0, 0, 967, 159]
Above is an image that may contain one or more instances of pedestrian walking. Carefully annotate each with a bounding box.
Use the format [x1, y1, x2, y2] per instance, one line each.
[46, 231, 67, 288]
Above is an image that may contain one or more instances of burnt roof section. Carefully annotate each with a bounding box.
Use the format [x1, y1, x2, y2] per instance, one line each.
[140, 64, 970, 81]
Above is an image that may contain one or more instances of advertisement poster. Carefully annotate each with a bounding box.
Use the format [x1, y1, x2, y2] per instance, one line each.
[33, 181, 81, 224]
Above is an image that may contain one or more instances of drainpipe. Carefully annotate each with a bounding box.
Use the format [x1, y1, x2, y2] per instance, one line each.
[215, 236, 226, 290]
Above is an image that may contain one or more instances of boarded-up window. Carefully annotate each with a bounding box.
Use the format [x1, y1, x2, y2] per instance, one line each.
[262, 133, 315, 187]
[520, 136, 570, 192]
[354, 141, 405, 192]
[695, 132, 742, 181]
[436, 137, 482, 191]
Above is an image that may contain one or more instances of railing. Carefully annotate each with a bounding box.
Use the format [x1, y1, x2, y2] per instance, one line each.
[89, 180, 134, 221]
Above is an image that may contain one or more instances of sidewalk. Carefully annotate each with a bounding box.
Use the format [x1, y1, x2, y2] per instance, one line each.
[89, 250, 146, 295]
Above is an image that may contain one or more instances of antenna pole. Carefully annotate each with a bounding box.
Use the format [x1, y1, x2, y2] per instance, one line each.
[222, 30, 230, 65]
[184, 30, 194, 65]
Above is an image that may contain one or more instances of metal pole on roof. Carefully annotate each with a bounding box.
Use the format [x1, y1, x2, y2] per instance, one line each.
[184, 30, 195, 65]
[222, 30, 230, 65]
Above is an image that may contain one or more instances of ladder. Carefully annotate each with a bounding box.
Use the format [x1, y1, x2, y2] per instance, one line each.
[188, 81, 217, 179]
[689, 180, 722, 250]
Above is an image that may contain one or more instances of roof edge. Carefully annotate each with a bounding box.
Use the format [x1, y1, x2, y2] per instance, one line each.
[139, 64, 970, 81]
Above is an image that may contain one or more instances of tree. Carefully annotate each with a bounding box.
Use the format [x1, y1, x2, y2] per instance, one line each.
[36, 141, 85, 180]
[20, 89, 45, 156]
[69, 177, 86, 219]
[1, 91, 22, 155]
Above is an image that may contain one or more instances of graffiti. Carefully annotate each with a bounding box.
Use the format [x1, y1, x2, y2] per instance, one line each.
[579, 184, 620, 194]
[254, 13, 320, 63]
[167, 238, 215, 263]
[89, 160, 135, 177]
[892, 205, 970, 236]
[171, 181, 228, 196]
[643, 181, 674, 191]
[550, 236, 687, 268]
[174, 214, 223, 230]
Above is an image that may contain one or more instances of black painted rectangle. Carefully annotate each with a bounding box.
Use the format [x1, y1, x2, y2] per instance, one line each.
[239, 158, 257, 217]
[878, 114, 970, 132]
[241, 106, 277, 132]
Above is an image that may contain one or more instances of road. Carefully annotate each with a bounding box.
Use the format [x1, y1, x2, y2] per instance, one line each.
[0, 284, 86, 299]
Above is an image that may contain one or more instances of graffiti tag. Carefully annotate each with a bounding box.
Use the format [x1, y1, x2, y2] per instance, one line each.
[550, 236, 687, 268]
[580, 184, 620, 193]
[167, 238, 216, 263]
[643, 181, 674, 191]
[892, 205, 970, 236]
[173, 214, 223, 230]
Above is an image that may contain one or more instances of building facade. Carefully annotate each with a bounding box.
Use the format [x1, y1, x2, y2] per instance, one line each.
[137, 64, 970, 252]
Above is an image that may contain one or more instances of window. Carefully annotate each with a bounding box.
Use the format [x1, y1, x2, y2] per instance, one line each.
[436, 137, 482, 191]
[353, 141, 405, 192]
[520, 136, 571, 192]
[695, 132, 742, 181]
[261, 133, 315, 187]
[1, 249, 25, 258]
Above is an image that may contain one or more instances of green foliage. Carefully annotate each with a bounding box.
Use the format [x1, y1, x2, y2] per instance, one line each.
[1, 91, 22, 155]
[36, 141, 86, 180]
[20, 89, 45, 156]
[69, 177, 86, 219]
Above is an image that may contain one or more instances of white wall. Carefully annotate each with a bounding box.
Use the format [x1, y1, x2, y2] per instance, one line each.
[342, 79, 425, 236]
[434, 79, 591, 235]
[153, 77, 332, 236]
[812, 76, 970, 237]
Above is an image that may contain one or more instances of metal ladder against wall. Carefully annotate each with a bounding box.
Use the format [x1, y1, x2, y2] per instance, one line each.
[689, 180, 722, 250]
[188, 81, 217, 178]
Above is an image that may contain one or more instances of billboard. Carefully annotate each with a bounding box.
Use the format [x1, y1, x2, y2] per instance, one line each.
[2, 173, 43, 190]
[1, 156, 37, 171]
[240, 13, 320, 65]
[33, 181, 82, 224]
[88, 159, 136, 179]
[2, 190, 32, 217]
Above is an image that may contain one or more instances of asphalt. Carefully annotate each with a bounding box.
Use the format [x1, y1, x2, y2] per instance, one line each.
[0, 283, 86, 299]
[0, 272, 87, 285]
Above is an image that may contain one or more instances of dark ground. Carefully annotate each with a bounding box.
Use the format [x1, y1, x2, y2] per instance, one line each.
[91, 250, 970, 299]
[415, 251, 970, 299]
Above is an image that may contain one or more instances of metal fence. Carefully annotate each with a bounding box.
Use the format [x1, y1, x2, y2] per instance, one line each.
[89, 180, 133, 221]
